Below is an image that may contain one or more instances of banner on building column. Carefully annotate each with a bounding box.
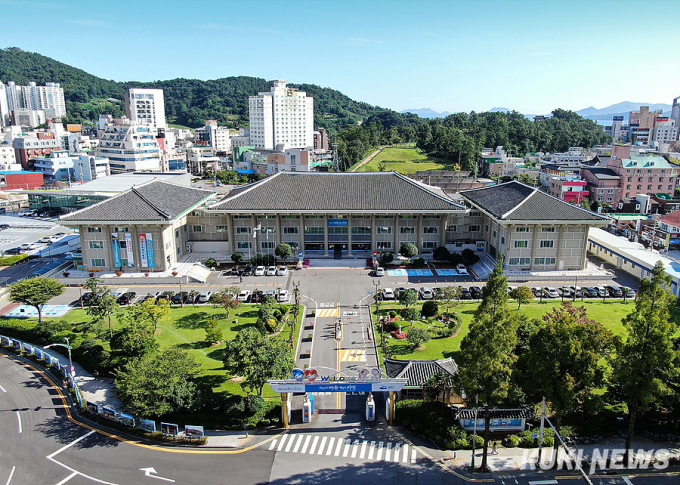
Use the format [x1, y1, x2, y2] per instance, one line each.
[125, 233, 134, 267]
[112, 234, 121, 268]
[139, 234, 148, 267]
[146, 233, 155, 268]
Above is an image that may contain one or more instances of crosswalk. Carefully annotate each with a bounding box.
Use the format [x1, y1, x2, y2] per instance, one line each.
[317, 308, 339, 318]
[267, 434, 418, 464]
[341, 349, 366, 362]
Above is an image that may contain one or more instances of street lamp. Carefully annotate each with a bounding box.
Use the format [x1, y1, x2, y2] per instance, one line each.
[44, 337, 74, 378]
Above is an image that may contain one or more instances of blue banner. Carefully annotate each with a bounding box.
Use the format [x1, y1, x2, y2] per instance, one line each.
[146, 233, 155, 268]
[305, 383, 372, 393]
[86, 401, 100, 414]
[119, 413, 135, 427]
[112, 235, 121, 267]
[328, 219, 348, 227]
[102, 406, 116, 420]
[140, 419, 156, 433]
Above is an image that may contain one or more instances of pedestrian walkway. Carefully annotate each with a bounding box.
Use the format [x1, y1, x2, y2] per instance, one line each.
[267, 433, 419, 464]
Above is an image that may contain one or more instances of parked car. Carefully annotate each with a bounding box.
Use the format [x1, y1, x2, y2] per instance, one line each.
[237, 290, 251, 302]
[0, 224, 10, 230]
[229, 267, 241, 276]
[171, 292, 189, 305]
[461, 287, 472, 299]
[20, 242, 37, 251]
[419, 287, 433, 299]
[394, 287, 406, 298]
[620, 286, 636, 298]
[265, 266, 277, 276]
[198, 291, 213, 303]
[594, 286, 608, 297]
[432, 287, 443, 299]
[276, 266, 288, 276]
[189, 292, 202, 304]
[507, 285, 517, 295]
[117, 292, 137, 305]
[39, 235, 59, 244]
[605, 285, 623, 298]
[456, 264, 469, 275]
[4, 247, 22, 255]
[543, 287, 560, 298]
[277, 290, 290, 303]
[583, 287, 599, 298]
[242, 265, 253, 276]
[254, 266, 265, 276]
[557, 287, 572, 297]
[156, 291, 172, 302]
[569, 286, 583, 298]
[532, 287, 544, 297]
[382, 288, 395, 300]
[374, 267, 385, 277]
[250, 290, 264, 303]
[469, 286, 482, 299]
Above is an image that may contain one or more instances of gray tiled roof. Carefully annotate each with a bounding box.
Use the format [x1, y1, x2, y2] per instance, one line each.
[453, 407, 535, 420]
[384, 357, 458, 387]
[60, 180, 213, 222]
[583, 167, 620, 180]
[210, 172, 465, 212]
[460, 181, 606, 222]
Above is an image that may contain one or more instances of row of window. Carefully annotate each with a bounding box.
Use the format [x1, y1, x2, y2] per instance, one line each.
[514, 240, 555, 248]
[223, 226, 447, 235]
[508, 257, 557, 265]
[515, 227, 556, 233]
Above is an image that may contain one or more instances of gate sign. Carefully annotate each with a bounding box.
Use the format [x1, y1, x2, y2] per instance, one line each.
[269, 367, 407, 393]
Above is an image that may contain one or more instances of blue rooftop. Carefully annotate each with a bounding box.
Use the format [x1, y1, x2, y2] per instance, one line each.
[0, 171, 39, 175]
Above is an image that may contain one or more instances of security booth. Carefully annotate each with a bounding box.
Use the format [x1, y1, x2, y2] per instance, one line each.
[269, 367, 407, 428]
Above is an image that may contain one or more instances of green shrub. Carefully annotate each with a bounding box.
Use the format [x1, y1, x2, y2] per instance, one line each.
[412, 257, 426, 268]
[204, 258, 218, 268]
[389, 310, 397, 318]
[467, 435, 485, 449]
[542, 436, 555, 447]
[519, 435, 536, 447]
[421, 300, 439, 318]
[503, 435, 520, 447]
[451, 438, 469, 450]
[430, 328, 454, 339]
[0, 254, 29, 266]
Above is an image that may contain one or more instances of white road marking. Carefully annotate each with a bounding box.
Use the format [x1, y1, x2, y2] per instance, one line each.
[368, 441, 376, 459]
[47, 431, 116, 485]
[5, 466, 15, 485]
[285, 435, 297, 452]
[351, 439, 359, 458]
[342, 438, 351, 457]
[393, 443, 401, 462]
[334, 437, 343, 456]
[411, 449, 417, 463]
[0, 384, 6, 392]
[276, 434, 288, 452]
[55, 472, 78, 485]
[622, 479, 633, 485]
[385, 442, 392, 461]
[319, 436, 329, 455]
[528, 481, 558, 485]
[47, 430, 95, 459]
[268, 439, 277, 451]
[360, 440, 368, 459]
[292, 435, 304, 453]
[376, 441, 384, 460]
[309, 436, 319, 454]
[402, 444, 408, 463]
[300, 435, 311, 454]
[15, 411, 21, 434]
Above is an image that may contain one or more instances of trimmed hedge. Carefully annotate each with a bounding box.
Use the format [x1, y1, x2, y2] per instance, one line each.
[0, 254, 29, 266]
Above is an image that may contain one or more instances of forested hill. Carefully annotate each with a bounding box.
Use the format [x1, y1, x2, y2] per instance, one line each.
[0, 47, 385, 130]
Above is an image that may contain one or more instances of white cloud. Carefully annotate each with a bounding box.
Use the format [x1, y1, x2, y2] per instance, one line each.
[347, 37, 384, 46]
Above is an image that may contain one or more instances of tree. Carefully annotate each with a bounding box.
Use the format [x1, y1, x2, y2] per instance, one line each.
[400, 307, 419, 324]
[114, 348, 201, 417]
[275, 243, 293, 265]
[231, 252, 245, 265]
[86, 292, 118, 338]
[510, 286, 534, 310]
[516, 303, 613, 452]
[398, 288, 418, 308]
[138, 298, 171, 331]
[433, 246, 451, 262]
[441, 286, 461, 313]
[223, 328, 294, 396]
[454, 258, 517, 472]
[9, 277, 65, 323]
[380, 252, 394, 267]
[399, 242, 418, 261]
[110, 307, 158, 357]
[424, 372, 454, 412]
[421, 300, 439, 318]
[610, 261, 679, 465]
[204, 317, 223, 344]
[407, 327, 430, 348]
[210, 287, 241, 319]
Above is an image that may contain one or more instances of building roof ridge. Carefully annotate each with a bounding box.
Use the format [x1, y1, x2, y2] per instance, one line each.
[501, 183, 537, 219]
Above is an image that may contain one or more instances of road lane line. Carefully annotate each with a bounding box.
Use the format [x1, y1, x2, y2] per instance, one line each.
[334, 437, 343, 456]
[309, 436, 319, 454]
[351, 439, 359, 458]
[15, 411, 21, 434]
[276, 434, 288, 452]
[385, 442, 392, 461]
[319, 436, 329, 455]
[368, 441, 376, 459]
[5, 466, 15, 485]
[342, 438, 351, 457]
[622, 479, 633, 485]
[285, 435, 297, 452]
[411, 449, 416, 463]
[299, 435, 311, 453]
[402, 444, 409, 463]
[47, 430, 95, 459]
[376, 442, 384, 460]
[360, 440, 368, 459]
[55, 472, 78, 485]
[268, 439, 277, 450]
[393, 443, 401, 462]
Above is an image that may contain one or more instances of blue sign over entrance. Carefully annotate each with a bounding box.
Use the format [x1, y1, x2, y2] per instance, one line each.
[328, 219, 348, 227]
[308, 383, 372, 393]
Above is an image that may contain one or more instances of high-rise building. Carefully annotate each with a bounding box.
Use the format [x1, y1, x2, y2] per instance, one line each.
[125, 88, 166, 132]
[248, 80, 314, 150]
[0, 81, 66, 127]
[96, 117, 161, 173]
[672, 95, 680, 122]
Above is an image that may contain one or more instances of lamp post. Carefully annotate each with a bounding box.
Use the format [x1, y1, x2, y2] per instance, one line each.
[78, 284, 84, 310]
[178, 280, 183, 307]
[44, 337, 74, 378]
[291, 281, 301, 349]
[372, 279, 383, 350]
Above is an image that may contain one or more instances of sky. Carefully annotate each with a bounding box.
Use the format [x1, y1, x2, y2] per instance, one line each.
[1, 0, 678, 115]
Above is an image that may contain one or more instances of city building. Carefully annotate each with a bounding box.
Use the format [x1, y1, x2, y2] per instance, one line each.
[195, 120, 233, 154]
[672, 95, 680, 122]
[652, 118, 678, 145]
[479, 146, 524, 178]
[32, 150, 76, 182]
[547, 175, 589, 204]
[0, 144, 20, 171]
[0, 81, 66, 127]
[12, 135, 61, 169]
[538, 163, 581, 188]
[237, 147, 333, 175]
[95, 118, 161, 173]
[629, 105, 665, 144]
[548, 147, 589, 165]
[248, 80, 314, 150]
[607, 145, 677, 200]
[0, 170, 44, 190]
[72, 154, 110, 182]
[313, 129, 329, 150]
[581, 166, 622, 205]
[186, 146, 220, 175]
[125, 88, 166, 132]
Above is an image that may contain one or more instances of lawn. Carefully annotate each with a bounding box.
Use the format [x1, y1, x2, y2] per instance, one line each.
[356, 146, 455, 173]
[373, 298, 658, 363]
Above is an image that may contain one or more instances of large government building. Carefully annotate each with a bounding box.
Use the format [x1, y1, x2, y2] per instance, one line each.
[60, 172, 607, 273]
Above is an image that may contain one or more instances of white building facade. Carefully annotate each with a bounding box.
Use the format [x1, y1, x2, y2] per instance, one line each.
[248, 80, 314, 150]
[96, 118, 161, 173]
[0, 81, 66, 127]
[125, 88, 166, 133]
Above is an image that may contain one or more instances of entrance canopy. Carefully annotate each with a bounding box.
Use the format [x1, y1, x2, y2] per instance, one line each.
[268, 366, 407, 394]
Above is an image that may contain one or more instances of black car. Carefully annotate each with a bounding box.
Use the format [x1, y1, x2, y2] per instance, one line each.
[460, 287, 472, 300]
[394, 287, 406, 298]
[583, 287, 599, 298]
[250, 290, 265, 303]
[0, 224, 9, 230]
[432, 287, 444, 299]
[230, 268, 241, 276]
[172, 291, 189, 304]
[4, 247, 22, 255]
[156, 291, 171, 302]
[117, 292, 137, 305]
[605, 285, 622, 298]
[242, 265, 253, 276]
[469, 286, 482, 299]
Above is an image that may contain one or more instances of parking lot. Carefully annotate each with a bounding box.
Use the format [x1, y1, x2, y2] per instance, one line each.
[0, 214, 72, 255]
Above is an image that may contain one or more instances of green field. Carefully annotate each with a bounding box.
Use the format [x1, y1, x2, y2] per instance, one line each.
[374, 299, 660, 363]
[356, 146, 455, 173]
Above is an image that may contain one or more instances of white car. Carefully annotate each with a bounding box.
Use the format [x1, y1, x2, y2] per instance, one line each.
[39, 235, 57, 244]
[277, 290, 289, 303]
[266, 266, 277, 276]
[20, 243, 37, 250]
[419, 287, 433, 299]
[254, 266, 265, 276]
[382, 288, 395, 300]
[237, 290, 251, 302]
[276, 266, 288, 276]
[544, 287, 560, 298]
[198, 291, 213, 303]
[456, 264, 469, 275]
[375, 267, 385, 277]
